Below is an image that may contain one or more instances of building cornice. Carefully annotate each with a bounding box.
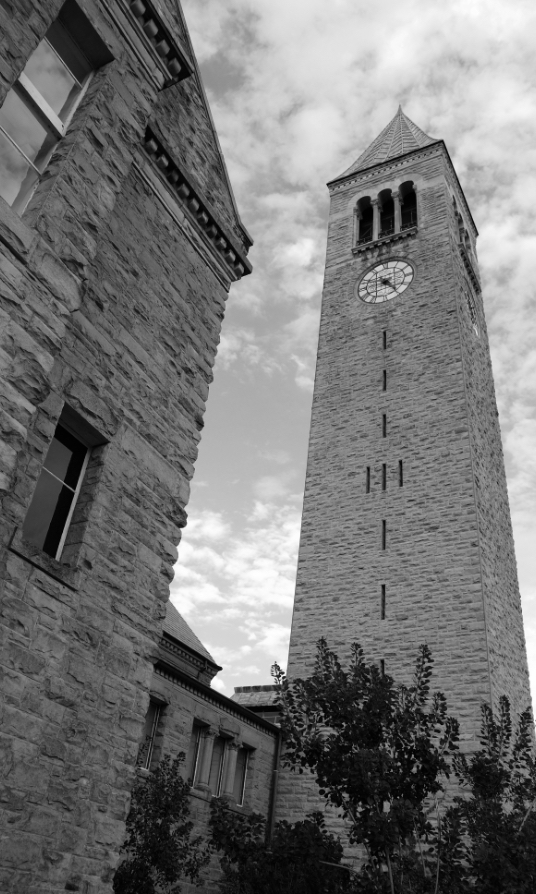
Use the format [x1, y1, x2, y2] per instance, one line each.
[154, 661, 280, 737]
[143, 124, 252, 281]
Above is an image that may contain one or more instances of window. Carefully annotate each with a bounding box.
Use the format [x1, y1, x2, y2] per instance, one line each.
[137, 700, 161, 770]
[208, 735, 227, 796]
[357, 196, 373, 244]
[232, 748, 250, 806]
[400, 181, 417, 229]
[0, 0, 111, 212]
[186, 724, 201, 784]
[21, 406, 104, 560]
[378, 189, 394, 237]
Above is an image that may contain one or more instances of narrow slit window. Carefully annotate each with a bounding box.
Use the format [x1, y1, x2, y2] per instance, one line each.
[380, 659, 385, 677]
[382, 463, 386, 491]
[382, 414, 387, 438]
[399, 460, 403, 487]
[382, 520, 386, 550]
[381, 584, 386, 620]
[22, 422, 89, 559]
[383, 330, 387, 350]
[208, 736, 227, 797]
[232, 748, 250, 806]
[137, 700, 161, 770]
[366, 466, 371, 493]
[382, 369, 387, 391]
[186, 723, 204, 785]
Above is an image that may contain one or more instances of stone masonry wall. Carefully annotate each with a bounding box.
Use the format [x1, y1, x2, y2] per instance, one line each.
[0, 2, 249, 892]
[277, 143, 532, 838]
[148, 667, 278, 894]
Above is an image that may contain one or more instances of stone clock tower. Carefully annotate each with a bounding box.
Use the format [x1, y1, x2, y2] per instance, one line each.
[285, 109, 532, 785]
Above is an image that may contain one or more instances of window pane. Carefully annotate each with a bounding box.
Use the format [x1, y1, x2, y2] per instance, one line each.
[0, 130, 39, 207]
[186, 726, 202, 784]
[232, 749, 249, 805]
[0, 89, 56, 168]
[22, 468, 74, 553]
[44, 425, 86, 489]
[23, 35, 81, 121]
[42, 480, 76, 557]
[208, 738, 225, 795]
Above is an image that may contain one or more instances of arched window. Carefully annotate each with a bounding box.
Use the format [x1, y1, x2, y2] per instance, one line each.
[400, 181, 417, 229]
[378, 189, 394, 237]
[357, 196, 373, 244]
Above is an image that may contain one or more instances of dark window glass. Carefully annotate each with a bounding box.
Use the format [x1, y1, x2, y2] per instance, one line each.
[22, 423, 88, 559]
[359, 205, 373, 243]
[401, 190, 417, 229]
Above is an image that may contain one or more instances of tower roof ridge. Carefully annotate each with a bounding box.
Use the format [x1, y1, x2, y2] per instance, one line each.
[335, 107, 437, 180]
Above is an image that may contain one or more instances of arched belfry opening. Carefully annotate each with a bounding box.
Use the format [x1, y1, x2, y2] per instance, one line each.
[357, 196, 373, 244]
[400, 181, 417, 229]
[378, 189, 395, 237]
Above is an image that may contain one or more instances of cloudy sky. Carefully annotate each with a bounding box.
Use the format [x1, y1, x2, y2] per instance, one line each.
[170, 0, 536, 707]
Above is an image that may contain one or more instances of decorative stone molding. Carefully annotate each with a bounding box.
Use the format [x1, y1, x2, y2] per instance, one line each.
[154, 664, 278, 736]
[458, 242, 481, 293]
[160, 635, 221, 680]
[353, 226, 418, 257]
[126, 0, 193, 85]
[143, 126, 251, 280]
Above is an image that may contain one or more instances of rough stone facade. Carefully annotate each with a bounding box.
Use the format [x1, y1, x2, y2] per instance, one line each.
[141, 605, 279, 894]
[0, 2, 251, 891]
[279, 129, 532, 826]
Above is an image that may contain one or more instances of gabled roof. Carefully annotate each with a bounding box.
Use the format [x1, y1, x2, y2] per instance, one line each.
[164, 600, 217, 666]
[335, 107, 437, 180]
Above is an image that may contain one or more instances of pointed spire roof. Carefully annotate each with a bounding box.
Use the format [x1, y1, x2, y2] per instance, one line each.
[335, 107, 437, 180]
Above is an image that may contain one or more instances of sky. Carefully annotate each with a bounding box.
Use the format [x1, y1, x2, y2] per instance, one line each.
[170, 0, 536, 708]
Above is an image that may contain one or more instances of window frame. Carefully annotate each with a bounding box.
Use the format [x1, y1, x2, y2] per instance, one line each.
[233, 747, 250, 807]
[138, 700, 162, 770]
[21, 406, 105, 562]
[0, 0, 111, 214]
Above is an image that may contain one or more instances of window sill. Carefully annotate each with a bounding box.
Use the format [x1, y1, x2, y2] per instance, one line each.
[353, 226, 418, 255]
[8, 527, 80, 591]
[189, 787, 250, 814]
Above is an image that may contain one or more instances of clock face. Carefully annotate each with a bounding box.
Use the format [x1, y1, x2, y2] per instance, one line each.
[358, 260, 414, 304]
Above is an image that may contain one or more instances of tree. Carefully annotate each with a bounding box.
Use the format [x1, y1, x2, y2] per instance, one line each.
[113, 754, 209, 894]
[273, 639, 460, 894]
[209, 798, 354, 894]
[442, 696, 536, 893]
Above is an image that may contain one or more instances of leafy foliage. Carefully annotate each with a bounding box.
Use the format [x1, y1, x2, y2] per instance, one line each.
[113, 754, 209, 894]
[209, 798, 354, 894]
[442, 696, 536, 893]
[273, 639, 460, 891]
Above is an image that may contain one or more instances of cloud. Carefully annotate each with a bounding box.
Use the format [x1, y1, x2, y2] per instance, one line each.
[179, 0, 536, 706]
[170, 501, 301, 682]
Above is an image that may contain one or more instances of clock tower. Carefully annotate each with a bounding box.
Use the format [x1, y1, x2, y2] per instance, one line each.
[284, 109, 532, 818]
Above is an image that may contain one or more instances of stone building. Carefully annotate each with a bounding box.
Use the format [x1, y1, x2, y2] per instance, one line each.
[141, 602, 280, 893]
[276, 107, 533, 825]
[0, 1, 257, 891]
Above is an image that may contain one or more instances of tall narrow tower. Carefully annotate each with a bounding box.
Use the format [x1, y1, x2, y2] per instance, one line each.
[287, 109, 532, 752]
